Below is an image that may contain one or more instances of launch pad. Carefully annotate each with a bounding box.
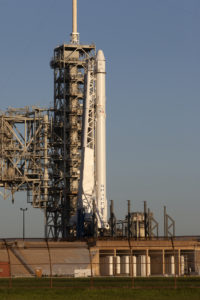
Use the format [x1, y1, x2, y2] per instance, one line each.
[0, 0, 109, 239]
[0, 0, 176, 240]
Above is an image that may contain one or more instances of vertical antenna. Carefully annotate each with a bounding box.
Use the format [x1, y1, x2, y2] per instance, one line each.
[71, 0, 80, 44]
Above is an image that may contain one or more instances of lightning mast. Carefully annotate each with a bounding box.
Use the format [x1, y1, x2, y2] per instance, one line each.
[71, 0, 79, 44]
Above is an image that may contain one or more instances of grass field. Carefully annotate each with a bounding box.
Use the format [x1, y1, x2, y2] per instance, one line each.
[0, 278, 200, 300]
[0, 287, 200, 300]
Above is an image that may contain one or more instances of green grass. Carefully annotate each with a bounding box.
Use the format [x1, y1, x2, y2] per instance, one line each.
[1, 277, 199, 289]
[0, 288, 200, 300]
[0, 278, 200, 299]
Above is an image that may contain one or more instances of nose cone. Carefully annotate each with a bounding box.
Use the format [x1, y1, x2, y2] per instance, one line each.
[96, 50, 105, 61]
[96, 50, 106, 73]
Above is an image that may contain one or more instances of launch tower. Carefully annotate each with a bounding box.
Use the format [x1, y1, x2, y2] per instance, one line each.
[48, 0, 108, 238]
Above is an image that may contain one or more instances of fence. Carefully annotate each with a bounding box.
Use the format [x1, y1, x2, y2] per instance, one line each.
[0, 238, 200, 289]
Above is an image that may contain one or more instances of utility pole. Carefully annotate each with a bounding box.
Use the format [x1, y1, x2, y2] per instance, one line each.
[20, 208, 28, 240]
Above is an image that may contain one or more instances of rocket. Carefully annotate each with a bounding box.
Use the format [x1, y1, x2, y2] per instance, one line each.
[95, 50, 108, 227]
[73, 0, 108, 230]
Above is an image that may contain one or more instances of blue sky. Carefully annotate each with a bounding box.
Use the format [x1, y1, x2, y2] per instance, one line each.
[0, 0, 199, 237]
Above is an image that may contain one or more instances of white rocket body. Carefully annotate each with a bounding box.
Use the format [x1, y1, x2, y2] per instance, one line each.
[78, 50, 108, 229]
[95, 50, 107, 227]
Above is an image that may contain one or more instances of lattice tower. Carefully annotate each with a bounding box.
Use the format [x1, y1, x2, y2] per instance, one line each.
[48, 44, 96, 238]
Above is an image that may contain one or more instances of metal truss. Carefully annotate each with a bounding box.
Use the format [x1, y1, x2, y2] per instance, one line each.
[78, 59, 96, 213]
[164, 206, 175, 238]
[83, 59, 96, 150]
[48, 43, 96, 238]
[0, 107, 50, 208]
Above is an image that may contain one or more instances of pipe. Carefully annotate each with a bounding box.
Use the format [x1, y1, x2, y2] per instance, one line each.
[110, 200, 114, 217]
[144, 201, 147, 238]
[110, 200, 114, 237]
[148, 208, 151, 237]
[127, 200, 131, 238]
[164, 206, 166, 237]
[128, 200, 131, 215]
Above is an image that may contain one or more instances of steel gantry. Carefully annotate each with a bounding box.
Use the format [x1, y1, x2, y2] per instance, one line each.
[0, 107, 51, 209]
[48, 43, 96, 238]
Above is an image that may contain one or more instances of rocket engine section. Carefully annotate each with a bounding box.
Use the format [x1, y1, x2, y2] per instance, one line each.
[78, 50, 108, 233]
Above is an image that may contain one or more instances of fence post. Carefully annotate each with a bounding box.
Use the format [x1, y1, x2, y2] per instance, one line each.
[178, 249, 180, 276]
[128, 239, 134, 288]
[4, 239, 12, 288]
[171, 237, 176, 289]
[87, 239, 94, 289]
[162, 249, 165, 276]
[146, 249, 148, 277]
[46, 239, 53, 288]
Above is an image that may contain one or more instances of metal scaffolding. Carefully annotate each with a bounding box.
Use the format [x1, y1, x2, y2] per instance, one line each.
[48, 43, 96, 238]
[0, 107, 51, 208]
